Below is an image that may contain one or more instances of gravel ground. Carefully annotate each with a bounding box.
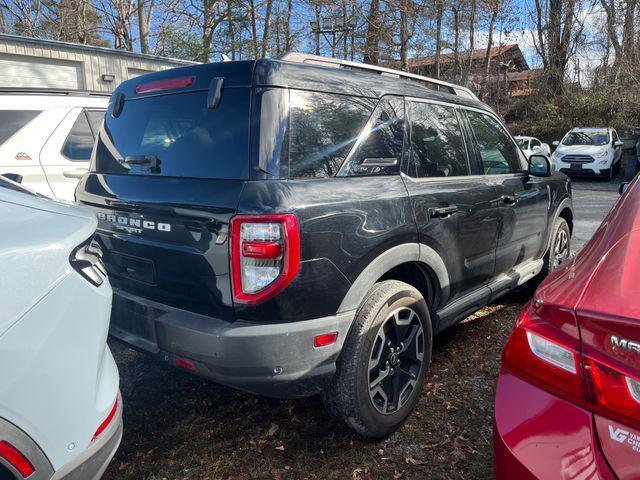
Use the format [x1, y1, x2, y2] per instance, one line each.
[105, 174, 621, 480]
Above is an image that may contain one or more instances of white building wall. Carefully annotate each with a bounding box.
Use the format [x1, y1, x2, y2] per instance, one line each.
[0, 34, 196, 92]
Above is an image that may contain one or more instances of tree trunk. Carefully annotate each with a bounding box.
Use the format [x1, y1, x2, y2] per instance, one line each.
[452, 5, 460, 80]
[249, 0, 259, 58]
[261, 0, 273, 57]
[468, 0, 476, 74]
[484, 3, 498, 75]
[314, 3, 321, 55]
[227, 0, 235, 59]
[137, 0, 151, 54]
[285, 0, 292, 51]
[434, 0, 444, 78]
[400, 0, 409, 69]
[363, 0, 380, 64]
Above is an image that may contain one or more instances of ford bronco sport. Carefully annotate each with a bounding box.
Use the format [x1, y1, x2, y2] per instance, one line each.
[76, 54, 573, 438]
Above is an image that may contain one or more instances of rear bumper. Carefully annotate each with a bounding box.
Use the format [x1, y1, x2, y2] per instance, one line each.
[493, 370, 616, 480]
[51, 392, 123, 480]
[110, 290, 354, 398]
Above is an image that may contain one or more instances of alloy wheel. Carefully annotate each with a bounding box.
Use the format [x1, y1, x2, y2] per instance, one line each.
[553, 228, 569, 269]
[368, 307, 424, 415]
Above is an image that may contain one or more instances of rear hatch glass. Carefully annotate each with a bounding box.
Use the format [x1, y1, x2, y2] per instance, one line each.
[95, 88, 250, 179]
[82, 79, 251, 325]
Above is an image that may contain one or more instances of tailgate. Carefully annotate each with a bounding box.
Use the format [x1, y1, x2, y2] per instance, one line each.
[77, 173, 243, 320]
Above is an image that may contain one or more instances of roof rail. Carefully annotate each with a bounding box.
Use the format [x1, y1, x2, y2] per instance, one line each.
[0, 87, 111, 97]
[279, 52, 479, 101]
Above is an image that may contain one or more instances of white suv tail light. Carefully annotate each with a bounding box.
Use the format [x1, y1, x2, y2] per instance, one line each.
[230, 214, 300, 304]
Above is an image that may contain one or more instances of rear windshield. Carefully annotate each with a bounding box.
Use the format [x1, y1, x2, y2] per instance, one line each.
[94, 89, 250, 179]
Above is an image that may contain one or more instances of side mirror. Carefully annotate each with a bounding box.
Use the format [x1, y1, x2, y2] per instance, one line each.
[615, 140, 624, 148]
[2, 173, 23, 184]
[619, 182, 630, 195]
[552, 140, 560, 147]
[529, 154, 551, 177]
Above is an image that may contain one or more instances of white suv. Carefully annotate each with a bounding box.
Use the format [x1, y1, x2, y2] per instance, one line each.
[551, 127, 624, 180]
[0, 177, 121, 480]
[0, 90, 108, 201]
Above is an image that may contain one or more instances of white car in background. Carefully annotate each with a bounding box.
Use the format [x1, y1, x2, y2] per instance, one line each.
[0, 90, 108, 201]
[551, 127, 623, 180]
[514, 135, 551, 158]
[0, 176, 121, 480]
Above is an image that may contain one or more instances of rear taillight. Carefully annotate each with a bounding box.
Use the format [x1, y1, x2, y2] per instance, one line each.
[585, 356, 640, 422]
[69, 238, 107, 287]
[0, 441, 35, 478]
[503, 303, 583, 398]
[504, 301, 640, 428]
[230, 214, 300, 304]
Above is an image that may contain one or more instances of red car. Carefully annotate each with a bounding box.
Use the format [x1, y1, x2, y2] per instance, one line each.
[494, 180, 640, 480]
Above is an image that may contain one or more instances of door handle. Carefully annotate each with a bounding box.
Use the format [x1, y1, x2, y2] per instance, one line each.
[501, 195, 518, 206]
[63, 168, 88, 179]
[429, 205, 459, 218]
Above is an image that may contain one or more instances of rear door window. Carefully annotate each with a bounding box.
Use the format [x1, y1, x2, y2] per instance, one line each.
[288, 90, 376, 178]
[94, 89, 250, 179]
[62, 111, 95, 161]
[407, 101, 469, 178]
[0, 110, 41, 146]
[338, 96, 405, 177]
[466, 111, 523, 174]
[86, 110, 106, 136]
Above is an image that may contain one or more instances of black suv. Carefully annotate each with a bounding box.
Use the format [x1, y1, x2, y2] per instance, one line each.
[76, 54, 573, 438]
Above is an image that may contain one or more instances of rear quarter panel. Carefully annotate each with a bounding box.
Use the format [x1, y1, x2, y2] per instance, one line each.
[236, 176, 417, 322]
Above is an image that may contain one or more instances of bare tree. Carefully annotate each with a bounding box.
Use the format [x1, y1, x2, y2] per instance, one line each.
[95, 0, 136, 49]
[434, 0, 444, 77]
[363, 0, 381, 63]
[261, 0, 272, 56]
[0, 0, 43, 36]
[532, 0, 584, 95]
[137, 0, 154, 53]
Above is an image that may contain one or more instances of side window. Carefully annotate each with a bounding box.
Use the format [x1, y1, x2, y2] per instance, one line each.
[339, 96, 405, 176]
[288, 90, 375, 178]
[530, 138, 541, 148]
[0, 110, 41, 146]
[86, 110, 106, 136]
[408, 101, 469, 178]
[62, 111, 95, 162]
[612, 130, 618, 142]
[466, 111, 523, 175]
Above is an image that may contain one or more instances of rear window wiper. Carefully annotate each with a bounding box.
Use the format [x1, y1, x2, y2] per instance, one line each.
[122, 154, 161, 173]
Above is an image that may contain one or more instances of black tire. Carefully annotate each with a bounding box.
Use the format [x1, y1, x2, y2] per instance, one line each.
[614, 159, 621, 175]
[539, 217, 571, 279]
[601, 167, 613, 181]
[322, 280, 433, 439]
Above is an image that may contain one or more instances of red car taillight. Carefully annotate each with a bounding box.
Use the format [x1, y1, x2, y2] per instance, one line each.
[230, 214, 300, 305]
[503, 302, 584, 399]
[504, 301, 640, 428]
[0, 441, 35, 478]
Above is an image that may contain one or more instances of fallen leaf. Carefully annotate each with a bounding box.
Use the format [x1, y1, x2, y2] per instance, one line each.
[267, 423, 279, 436]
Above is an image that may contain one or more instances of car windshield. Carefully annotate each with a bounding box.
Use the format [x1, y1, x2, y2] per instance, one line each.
[516, 138, 528, 149]
[562, 131, 609, 146]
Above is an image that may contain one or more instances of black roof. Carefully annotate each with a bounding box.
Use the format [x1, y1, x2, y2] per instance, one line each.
[115, 58, 490, 111]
